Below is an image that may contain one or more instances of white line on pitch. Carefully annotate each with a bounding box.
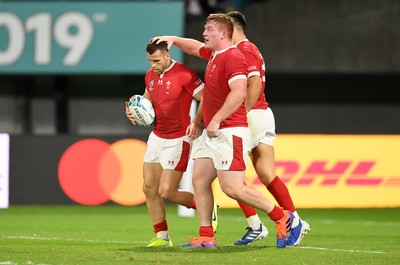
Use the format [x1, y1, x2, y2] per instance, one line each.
[225, 216, 400, 227]
[297, 246, 385, 254]
[1, 235, 146, 244]
[2, 235, 387, 254]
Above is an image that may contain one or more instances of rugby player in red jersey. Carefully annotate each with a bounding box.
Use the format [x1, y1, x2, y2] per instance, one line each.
[227, 11, 311, 247]
[154, 13, 295, 248]
[125, 40, 204, 247]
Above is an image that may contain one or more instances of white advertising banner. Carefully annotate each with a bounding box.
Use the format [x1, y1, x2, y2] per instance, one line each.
[0, 133, 10, 208]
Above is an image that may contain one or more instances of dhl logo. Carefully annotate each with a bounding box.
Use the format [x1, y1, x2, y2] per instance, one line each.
[248, 160, 400, 187]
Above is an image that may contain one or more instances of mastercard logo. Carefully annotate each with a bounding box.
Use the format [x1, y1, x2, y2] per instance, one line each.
[58, 138, 147, 206]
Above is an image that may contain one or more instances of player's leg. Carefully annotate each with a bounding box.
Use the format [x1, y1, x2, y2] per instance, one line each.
[158, 169, 194, 207]
[193, 158, 216, 229]
[234, 110, 270, 244]
[142, 132, 173, 247]
[143, 162, 172, 247]
[235, 199, 268, 245]
[181, 130, 218, 248]
[215, 127, 293, 248]
[250, 108, 310, 246]
[253, 143, 296, 211]
[217, 170, 293, 248]
[235, 152, 268, 245]
[218, 170, 274, 213]
[253, 145, 311, 246]
[180, 157, 217, 248]
[158, 135, 196, 209]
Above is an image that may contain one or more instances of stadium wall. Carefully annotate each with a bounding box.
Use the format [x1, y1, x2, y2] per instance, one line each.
[0, 73, 399, 135]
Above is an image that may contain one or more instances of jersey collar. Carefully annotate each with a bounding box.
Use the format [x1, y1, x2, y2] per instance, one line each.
[212, 45, 236, 58]
[235, 39, 249, 46]
[160, 59, 176, 78]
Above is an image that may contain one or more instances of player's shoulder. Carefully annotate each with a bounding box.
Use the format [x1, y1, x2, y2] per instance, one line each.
[238, 39, 260, 54]
[199, 45, 212, 60]
[169, 61, 199, 81]
[171, 61, 195, 72]
[145, 68, 156, 80]
[145, 68, 153, 75]
[225, 46, 246, 62]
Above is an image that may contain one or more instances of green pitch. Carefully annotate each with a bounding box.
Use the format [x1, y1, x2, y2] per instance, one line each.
[1, 205, 399, 265]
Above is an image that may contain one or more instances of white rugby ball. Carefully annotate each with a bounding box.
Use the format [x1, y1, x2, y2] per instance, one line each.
[128, 95, 155, 127]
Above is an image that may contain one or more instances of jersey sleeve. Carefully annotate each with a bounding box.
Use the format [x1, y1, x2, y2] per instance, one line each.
[225, 50, 248, 84]
[199, 45, 212, 61]
[144, 70, 150, 93]
[241, 49, 262, 78]
[181, 66, 204, 96]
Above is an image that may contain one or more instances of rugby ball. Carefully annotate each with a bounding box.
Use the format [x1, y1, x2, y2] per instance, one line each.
[128, 95, 155, 127]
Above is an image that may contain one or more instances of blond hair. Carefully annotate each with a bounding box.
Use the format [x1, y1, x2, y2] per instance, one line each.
[206, 13, 234, 39]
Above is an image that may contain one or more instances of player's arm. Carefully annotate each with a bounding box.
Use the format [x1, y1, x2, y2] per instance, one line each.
[143, 91, 152, 102]
[246, 75, 262, 112]
[186, 90, 204, 140]
[126, 90, 151, 126]
[153, 36, 203, 58]
[207, 78, 247, 138]
[125, 100, 137, 125]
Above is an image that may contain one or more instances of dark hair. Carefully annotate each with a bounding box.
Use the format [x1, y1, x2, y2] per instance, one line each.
[146, 40, 168, 54]
[227, 11, 246, 31]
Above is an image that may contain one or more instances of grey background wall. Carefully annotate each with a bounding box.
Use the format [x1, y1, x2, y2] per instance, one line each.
[185, 0, 400, 73]
[0, 0, 399, 136]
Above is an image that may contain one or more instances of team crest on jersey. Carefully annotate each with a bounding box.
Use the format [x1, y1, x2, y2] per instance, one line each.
[149, 80, 154, 91]
[208, 64, 217, 77]
[166, 80, 171, 89]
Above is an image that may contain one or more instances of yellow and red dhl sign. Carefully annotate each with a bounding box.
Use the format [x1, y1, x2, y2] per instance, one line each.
[213, 135, 400, 208]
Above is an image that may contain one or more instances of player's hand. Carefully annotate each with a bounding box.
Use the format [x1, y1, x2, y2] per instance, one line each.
[125, 102, 137, 125]
[206, 120, 220, 138]
[151, 36, 174, 51]
[186, 121, 201, 140]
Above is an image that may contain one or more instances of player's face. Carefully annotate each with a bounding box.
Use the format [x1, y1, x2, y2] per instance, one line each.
[203, 21, 224, 51]
[147, 50, 171, 75]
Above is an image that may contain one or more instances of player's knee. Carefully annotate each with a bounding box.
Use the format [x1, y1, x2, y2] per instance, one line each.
[220, 185, 240, 200]
[142, 183, 157, 196]
[158, 186, 174, 200]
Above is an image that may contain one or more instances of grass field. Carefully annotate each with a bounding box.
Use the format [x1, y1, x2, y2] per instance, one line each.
[1, 205, 399, 265]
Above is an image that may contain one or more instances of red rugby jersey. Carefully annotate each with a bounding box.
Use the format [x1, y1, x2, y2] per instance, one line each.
[145, 60, 204, 139]
[236, 39, 268, 110]
[199, 46, 248, 128]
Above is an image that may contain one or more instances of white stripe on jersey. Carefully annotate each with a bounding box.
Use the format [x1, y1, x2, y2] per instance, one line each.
[228, 74, 247, 86]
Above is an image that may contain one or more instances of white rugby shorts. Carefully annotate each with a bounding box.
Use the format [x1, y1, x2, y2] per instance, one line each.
[247, 107, 276, 149]
[192, 127, 251, 171]
[144, 131, 191, 172]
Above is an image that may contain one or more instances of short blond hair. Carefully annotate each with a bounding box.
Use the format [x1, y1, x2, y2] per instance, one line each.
[206, 13, 234, 39]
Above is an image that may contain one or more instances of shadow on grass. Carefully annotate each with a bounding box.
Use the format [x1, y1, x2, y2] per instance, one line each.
[118, 245, 272, 253]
